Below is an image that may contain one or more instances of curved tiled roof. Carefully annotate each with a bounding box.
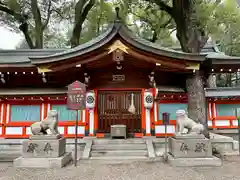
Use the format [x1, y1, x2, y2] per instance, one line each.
[1, 9, 240, 67]
[29, 21, 207, 65]
[0, 49, 64, 66]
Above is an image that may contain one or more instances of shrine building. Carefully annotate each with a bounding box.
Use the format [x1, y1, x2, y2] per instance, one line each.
[0, 10, 240, 139]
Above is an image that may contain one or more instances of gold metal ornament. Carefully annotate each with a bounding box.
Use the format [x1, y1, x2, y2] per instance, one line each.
[37, 66, 52, 73]
[186, 63, 200, 71]
[108, 40, 129, 54]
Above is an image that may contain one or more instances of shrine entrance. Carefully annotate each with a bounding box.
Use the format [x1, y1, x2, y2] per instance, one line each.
[97, 90, 142, 133]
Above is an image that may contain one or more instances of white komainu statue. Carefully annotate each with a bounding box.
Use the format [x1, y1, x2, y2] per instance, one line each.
[176, 109, 204, 135]
[31, 110, 60, 136]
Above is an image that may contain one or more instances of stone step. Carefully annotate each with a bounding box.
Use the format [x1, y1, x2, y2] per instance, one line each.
[89, 156, 149, 160]
[80, 156, 159, 165]
[90, 150, 148, 157]
[93, 139, 145, 145]
[0, 151, 20, 162]
[0, 147, 21, 151]
[91, 144, 147, 150]
[0, 146, 21, 150]
[168, 154, 222, 167]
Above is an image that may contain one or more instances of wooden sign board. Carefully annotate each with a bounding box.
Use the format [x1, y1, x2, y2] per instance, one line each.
[112, 74, 125, 82]
[67, 81, 86, 110]
[162, 112, 170, 125]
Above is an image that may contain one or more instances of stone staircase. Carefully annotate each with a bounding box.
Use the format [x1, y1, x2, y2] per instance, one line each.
[0, 143, 21, 162]
[0, 133, 238, 163]
[89, 138, 150, 161]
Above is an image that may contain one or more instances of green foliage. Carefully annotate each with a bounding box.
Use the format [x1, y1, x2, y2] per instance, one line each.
[0, 0, 178, 48]
[2, 0, 240, 54]
[127, 0, 175, 46]
[79, 0, 115, 44]
[5, 0, 21, 12]
[195, 0, 221, 35]
[187, 0, 240, 56]
[210, 0, 240, 56]
[0, 0, 72, 48]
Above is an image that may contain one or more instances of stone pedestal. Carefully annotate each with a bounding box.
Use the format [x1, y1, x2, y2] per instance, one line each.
[14, 135, 72, 168]
[168, 134, 221, 167]
[21, 136, 66, 158]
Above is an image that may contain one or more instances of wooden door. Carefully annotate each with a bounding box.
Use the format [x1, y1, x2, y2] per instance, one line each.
[97, 90, 142, 133]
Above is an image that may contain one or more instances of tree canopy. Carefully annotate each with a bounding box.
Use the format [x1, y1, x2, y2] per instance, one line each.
[1, 0, 240, 57]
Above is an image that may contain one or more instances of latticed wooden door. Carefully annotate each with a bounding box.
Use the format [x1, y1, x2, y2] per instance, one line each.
[97, 90, 142, 133]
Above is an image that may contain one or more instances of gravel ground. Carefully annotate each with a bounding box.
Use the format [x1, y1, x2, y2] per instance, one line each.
[0, 157, 240, 180]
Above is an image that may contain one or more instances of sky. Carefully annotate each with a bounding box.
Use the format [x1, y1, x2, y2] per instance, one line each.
[0, 27, 22, 49]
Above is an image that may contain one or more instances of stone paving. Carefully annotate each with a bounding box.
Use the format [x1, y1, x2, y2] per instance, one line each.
[0, 157, 240, 180]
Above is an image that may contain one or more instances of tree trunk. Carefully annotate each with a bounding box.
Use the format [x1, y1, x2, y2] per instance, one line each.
[70, 17, 83, 48]
[0, 0, 52, 49]
[186, 71, 209, 137]
[172, 0, 209, 135]
[207, 74, 217, 88]
[31, 0, 43, 49]
[19, 22, 35, 49]
[35, 28, 43, 49]
[172, 0, 208, 53]
[70, 0, 95, 48]
[151, 30, 158, 43]
[148, 0, 210, 137]
[0, 3, 35, 48]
